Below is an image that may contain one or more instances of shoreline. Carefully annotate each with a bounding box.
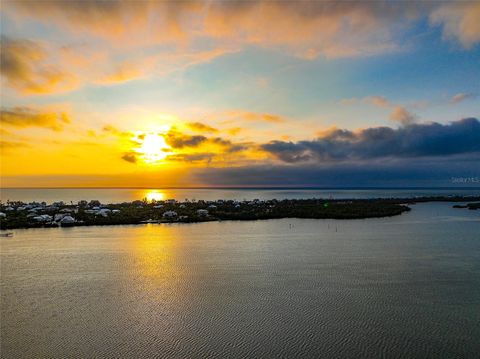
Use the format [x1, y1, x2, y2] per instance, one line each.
[1, 196, 479, 230]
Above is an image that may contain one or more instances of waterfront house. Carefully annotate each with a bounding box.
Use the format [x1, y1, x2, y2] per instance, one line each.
[33, 215, 52, 222]
[96, 208, 111, 217]
[60, 216, 75, 225]
[197, 209, 209, 216]
[54, 213, 65, 221]
[163, 211, 178, 218]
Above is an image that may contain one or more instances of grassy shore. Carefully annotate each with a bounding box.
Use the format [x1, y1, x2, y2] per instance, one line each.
[453, 202, 480, 210]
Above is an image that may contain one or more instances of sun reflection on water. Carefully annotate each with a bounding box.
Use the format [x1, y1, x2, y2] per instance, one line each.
[132, 225, 178, 279]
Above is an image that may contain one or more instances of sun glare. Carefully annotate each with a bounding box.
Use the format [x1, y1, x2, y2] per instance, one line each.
[145, 190, 165, 202]
[137, 133, 169, 163]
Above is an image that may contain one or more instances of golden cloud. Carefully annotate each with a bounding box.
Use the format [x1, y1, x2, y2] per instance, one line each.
[96, 61, 144, 85]
[0, 140, 30, 154]
[4, 1, 477, 97]
[340, 95, 417, 126]
[102, 125, 131, 137]
[186, 122, 219, 133]
[430, 2, 480, 49]
[1, 33, 235, 95]
[389, 106, 416, 126]
[0, 36, 78, 94]
[367, 96, 391, 108]
[227, 127, 242, 136]
[225, 111, 287, 124]
[0, 106, 71, 131]
[4, 1, 439, 59]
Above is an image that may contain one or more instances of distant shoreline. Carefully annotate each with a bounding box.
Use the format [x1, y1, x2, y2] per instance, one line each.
[1, 196, 479, 230]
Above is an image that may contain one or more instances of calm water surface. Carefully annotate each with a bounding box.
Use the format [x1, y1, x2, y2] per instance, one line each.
[1, 202, 480, 358]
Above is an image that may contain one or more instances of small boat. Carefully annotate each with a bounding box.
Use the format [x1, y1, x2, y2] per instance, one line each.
[140, 219, 158, 224]
[0, 232, 14, 237]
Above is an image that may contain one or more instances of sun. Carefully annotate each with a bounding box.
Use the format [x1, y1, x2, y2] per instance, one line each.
[137, 133, 169, 163]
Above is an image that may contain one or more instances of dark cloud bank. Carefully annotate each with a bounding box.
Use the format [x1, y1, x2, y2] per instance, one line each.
[262, 118, 480, 163]
[194, 118, 480, 187]
[192, 159, 480, 187]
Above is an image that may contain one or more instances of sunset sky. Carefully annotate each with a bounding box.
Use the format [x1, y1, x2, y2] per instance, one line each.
[1, 1, 479, 187]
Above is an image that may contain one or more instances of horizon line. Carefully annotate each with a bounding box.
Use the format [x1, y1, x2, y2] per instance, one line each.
[2, 186, 480, 190]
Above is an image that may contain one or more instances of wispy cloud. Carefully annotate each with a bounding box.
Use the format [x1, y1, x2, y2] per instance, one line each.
[186, 122, 219, 133]
[0, 36, 237, 95]
[95, 61, 144, 85]
[4, 1, 451, 59]
[340, 95, 417, 125]
[0, 140, 30, 153]
[367, 96, 391, 108]
[0, 36, 78, 94]
[0, 106, 71, 131]
[450, 92, 476, 104]
[166, 153, 216, 164]
[430, 2, 480, 49]
[102, 125, 130, 137]
[224, 111, 287, 124]
[2, 2, 479, 97]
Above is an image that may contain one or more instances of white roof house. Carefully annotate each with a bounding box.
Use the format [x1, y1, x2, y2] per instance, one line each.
[0, 212, 6, 218]
[196, 209, 209, 216]
[33, 215, 52, 222]
[163, 211, 178, 218]
[54, 213, 66, 221]
[60, 216, 75, 224]
[95, 208, 111, 217]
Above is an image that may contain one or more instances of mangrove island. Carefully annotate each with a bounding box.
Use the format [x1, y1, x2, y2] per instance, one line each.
[1, 195, 479, 230]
